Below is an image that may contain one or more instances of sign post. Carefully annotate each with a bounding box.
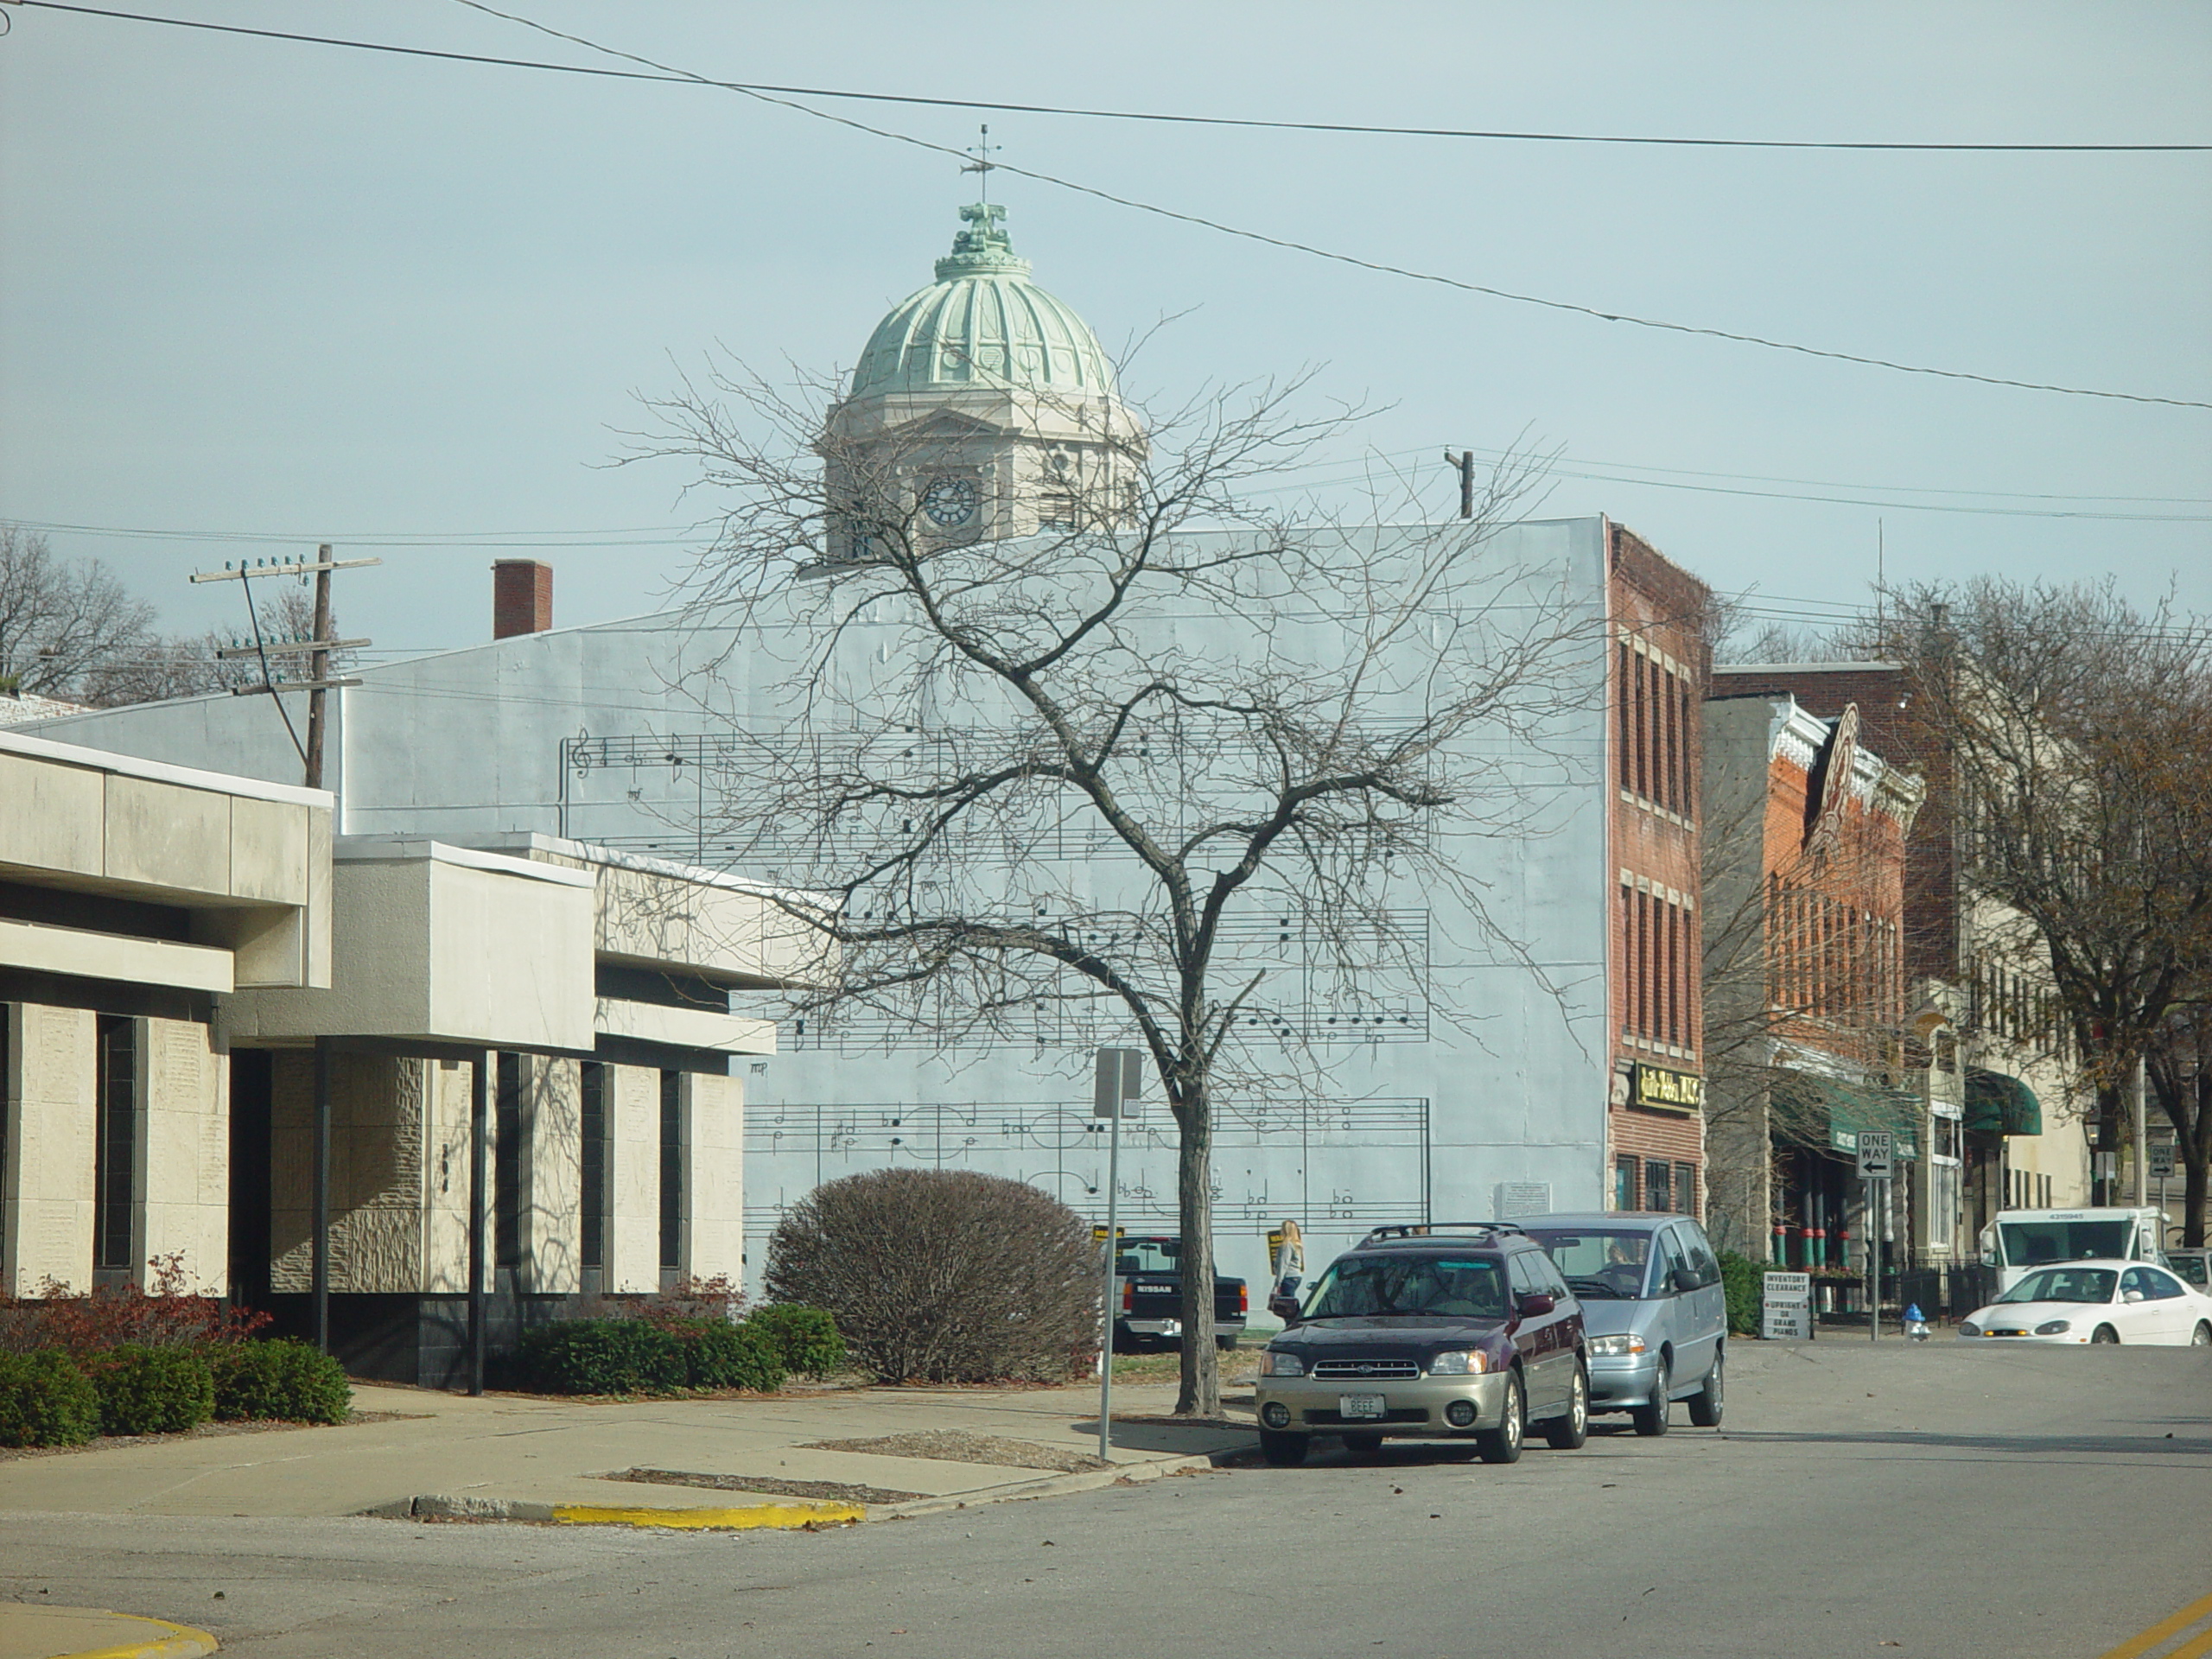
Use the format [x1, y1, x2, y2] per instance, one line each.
[2151, 1133, 2177, 1236]
[1093, 1047, 1143, 1463]
[1858, 1132, 1894, 1342]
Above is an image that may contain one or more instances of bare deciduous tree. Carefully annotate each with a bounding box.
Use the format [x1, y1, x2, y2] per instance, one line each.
[631, 362, 1592, 1414]
[0, 524, 154, 702]
[1878, 579, 2212, 1239]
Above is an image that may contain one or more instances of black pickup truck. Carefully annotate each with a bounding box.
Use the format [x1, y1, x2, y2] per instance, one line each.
[1109, 1234, 1249, 1352]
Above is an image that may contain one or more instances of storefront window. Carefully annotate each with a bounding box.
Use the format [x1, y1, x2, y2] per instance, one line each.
[1613, 1155, 1637, 1211]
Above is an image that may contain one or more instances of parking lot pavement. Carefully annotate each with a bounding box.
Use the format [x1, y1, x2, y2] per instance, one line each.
[0, 1375, 1249, 1525]
[1, 1340, 2204, 1659]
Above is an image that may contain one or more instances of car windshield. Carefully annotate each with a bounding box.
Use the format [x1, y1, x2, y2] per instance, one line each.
[1997, 1267, 2117, 1306]
[1998, 1219, 2132, 1267]
[1524, 1229, 1652, 1300]
[1304, 1255, 1507, 1320]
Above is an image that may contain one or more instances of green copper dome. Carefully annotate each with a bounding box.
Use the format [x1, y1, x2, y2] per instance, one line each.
[849, 204, 1118, 399]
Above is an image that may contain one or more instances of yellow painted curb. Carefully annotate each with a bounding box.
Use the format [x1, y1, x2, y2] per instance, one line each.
[548, 1501, 864, 1530]
[5, 1609, 219, 1659]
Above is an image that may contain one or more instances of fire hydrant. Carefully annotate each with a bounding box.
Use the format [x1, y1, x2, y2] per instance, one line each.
[1903, 1303, 1932, 1342]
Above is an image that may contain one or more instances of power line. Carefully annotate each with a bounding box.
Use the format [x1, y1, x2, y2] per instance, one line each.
[15, 0, 2207, 154]
[15, 0, 2209, 410]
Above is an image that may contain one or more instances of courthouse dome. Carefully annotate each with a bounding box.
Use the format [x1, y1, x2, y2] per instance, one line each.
[849, 203, 1118, 400]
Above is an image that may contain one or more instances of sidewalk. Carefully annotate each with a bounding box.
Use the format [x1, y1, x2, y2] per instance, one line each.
[0, 1601, 216, 1659]
[0, 1378, 1255, 1531]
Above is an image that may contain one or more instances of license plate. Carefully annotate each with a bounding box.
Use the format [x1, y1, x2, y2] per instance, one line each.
[1338, 1393, 1387, 1420]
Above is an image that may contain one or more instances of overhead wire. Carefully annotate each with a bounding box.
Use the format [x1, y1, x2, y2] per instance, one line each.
[9, 0, 2208, 409]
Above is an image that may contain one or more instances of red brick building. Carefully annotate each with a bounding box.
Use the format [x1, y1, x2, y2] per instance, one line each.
[1605, 525, 1711, 1216]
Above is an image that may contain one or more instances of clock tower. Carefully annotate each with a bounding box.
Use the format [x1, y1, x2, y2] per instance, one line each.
[824, 195, 1144, 558]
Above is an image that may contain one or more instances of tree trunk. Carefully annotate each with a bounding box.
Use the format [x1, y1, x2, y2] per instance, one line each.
[2183, 1146, 2208, 1249]
[1173, 1069, 1220, 1418]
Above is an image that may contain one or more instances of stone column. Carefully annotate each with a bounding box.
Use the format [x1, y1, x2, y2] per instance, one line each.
[683, 1071, 745, 1284]
[2, 1003, 97, 1296]
[518, 1055, 582, 1294]
[605, 1064, 661, 1294]
[139, 1015, 229, 1294]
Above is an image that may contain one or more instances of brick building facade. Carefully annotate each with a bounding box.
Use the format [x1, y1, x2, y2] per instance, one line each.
[1605, 525, 1710, 1216]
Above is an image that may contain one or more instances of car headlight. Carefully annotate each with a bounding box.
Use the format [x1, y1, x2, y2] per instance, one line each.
[1958, 1320, 1980, 1338]
[1427, 1351, 1488, 1376]
[2033, 1319, 2071, 1337]
[1586, 1334, 1649, 1358]
[1259, 1350, 1306, 1377]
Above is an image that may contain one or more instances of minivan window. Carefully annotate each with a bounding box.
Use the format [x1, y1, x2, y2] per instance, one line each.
[1525, 1229, 1654, 1300]
[1656, 1228, 1691, 1291]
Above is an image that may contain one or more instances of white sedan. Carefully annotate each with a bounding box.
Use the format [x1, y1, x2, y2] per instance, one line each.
[1960, 1260, 2212, 1346]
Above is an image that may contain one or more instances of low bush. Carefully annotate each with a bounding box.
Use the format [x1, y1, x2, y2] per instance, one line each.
[673, 1320, 785, 1392]
[518, 1318, 686, 1395]
[1719, 1251, 1773, 1336]
[746, 1304, 845, 1377]
[0, 1351, 101, 1447]
[210, 1339, 353, 1425]
[766, 1168, 1100, 1384]
[86, 1344, 214, 1436]
[0, 1253, 270, 1358]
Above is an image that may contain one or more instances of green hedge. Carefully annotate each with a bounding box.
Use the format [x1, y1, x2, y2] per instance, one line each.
[1719, 1252, 1773, 1337]
[86, 1344, 213, 1435]
[518, 1319, 688, 1395]
[675, 1320, 785, 1392]
[0, 1351, 101, 1447]
[745, 1305, 845, 1377]
[210, 1339, 353, 1425]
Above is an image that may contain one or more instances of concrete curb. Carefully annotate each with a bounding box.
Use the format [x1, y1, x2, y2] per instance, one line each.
[369, 1447, 1240, 1531]
[0, 1604, 219, 1658]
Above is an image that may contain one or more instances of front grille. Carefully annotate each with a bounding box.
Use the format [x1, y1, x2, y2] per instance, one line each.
[1306, 1407, 1431, 1426]
[1313, 1360, 1422, 1380]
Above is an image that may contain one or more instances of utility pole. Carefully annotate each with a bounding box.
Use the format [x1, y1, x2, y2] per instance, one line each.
[1443, 449, 1475, 519]
[191, 548, 378, 789]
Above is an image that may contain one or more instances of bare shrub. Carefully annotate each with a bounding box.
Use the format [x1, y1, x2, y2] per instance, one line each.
[765, 1169, 1098, 1384]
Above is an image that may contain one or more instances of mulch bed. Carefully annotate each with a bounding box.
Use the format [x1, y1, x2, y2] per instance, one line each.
[801, 1429, 1108, 1473]
[0, 1409, 408, 1463]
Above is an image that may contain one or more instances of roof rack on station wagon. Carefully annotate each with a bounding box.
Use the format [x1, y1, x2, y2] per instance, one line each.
[1357, 1221, 1527, 1247]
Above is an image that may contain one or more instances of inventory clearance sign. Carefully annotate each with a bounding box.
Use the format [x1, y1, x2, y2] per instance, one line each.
[1632, 1065, 1705, 1113]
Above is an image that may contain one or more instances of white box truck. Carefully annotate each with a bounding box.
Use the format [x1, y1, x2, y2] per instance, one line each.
[1979, 1207, 2166, 1293]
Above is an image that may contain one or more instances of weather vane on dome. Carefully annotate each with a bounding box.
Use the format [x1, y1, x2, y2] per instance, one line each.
[961, 124, 1000, 200]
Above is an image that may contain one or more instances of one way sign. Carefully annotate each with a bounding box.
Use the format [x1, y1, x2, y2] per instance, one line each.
[1857, 1131, 1894, 1179]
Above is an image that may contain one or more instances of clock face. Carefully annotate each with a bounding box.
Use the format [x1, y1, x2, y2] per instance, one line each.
[920, 476, 979, 528]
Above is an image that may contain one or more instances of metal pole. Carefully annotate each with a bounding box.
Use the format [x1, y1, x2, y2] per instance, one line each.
[1863, 1176, 1874, 1343]
[467, 1052, 488, 1396]
[1097, 1105, 1122, 1463]
[1869, 1178, 1883, 1343]
[312, 1037, 331, 1355]
[2132, 1057, 2148, 1209]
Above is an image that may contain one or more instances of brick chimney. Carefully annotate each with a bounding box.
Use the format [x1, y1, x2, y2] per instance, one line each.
[492, 560, 553, 639]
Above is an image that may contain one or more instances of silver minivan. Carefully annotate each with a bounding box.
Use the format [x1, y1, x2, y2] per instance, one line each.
[1522, 1212, 1726, 1435]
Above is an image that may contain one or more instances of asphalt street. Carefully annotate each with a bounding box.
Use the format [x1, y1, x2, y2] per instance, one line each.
[3, 1339, 2206, 1659]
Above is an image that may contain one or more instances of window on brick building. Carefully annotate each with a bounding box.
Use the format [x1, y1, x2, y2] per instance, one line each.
[1644, 1160, 1674, 1214]
[1614, 1155, 1637, 1211]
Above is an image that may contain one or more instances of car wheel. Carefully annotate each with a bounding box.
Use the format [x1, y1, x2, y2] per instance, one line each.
[2191, 1323, 2211, 1347]
[1258, 1429, 1309, 1466]
[1216, 1334, 1239, 1353]
[1341, 1430, 1384, 1456]
[1688, 1349, 1725, 1429]
[2091, 1325, 2120, 1344]
[1476, 1372, 1525, 1465]
[1543, 1363, 1590, 1450]
[1630, 1357, 1672, 1437]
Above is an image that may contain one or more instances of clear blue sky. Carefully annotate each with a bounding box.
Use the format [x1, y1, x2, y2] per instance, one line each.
[3, 2, 2206, 660]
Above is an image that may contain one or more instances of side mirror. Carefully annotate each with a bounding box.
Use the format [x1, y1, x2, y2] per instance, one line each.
[2123, 1290, 2145, 1304]
[1516, 1292, 1556, 1317]
[1980, 1250, 1997, 1267]
[1268, 1295, 1302, 1327]
[1672, 1267, 1701, 1294]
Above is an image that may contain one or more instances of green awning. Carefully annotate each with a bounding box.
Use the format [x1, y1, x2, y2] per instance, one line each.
[1965, 1067, 2043, 1137]
[1770, 1068, 1920, 1161]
